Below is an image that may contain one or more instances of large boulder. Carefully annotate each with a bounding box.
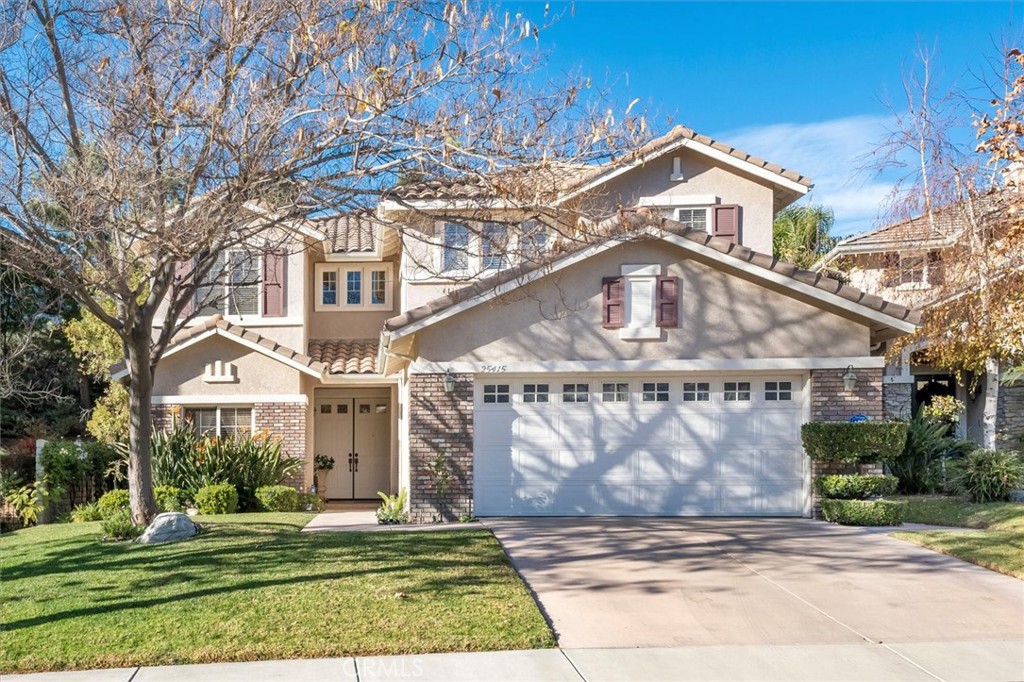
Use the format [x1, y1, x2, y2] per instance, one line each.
[138, 512, 201, 545]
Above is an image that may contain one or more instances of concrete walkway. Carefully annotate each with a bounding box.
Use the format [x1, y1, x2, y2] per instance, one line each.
[302, 509, 483, 533]
[6, 641, 1024, 681]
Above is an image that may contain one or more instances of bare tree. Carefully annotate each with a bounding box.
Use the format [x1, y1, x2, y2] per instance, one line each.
[868, 45, 1024, 448]
[0, 0, 640, 522]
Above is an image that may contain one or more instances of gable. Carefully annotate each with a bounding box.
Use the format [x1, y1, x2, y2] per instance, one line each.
[412, 239, 871, 365]
[153, 335, 304, 397]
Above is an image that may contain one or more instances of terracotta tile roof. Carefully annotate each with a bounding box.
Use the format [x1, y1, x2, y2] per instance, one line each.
[384, 209, 920, 334]
[308, 338, 379, 374]
[310, 211, 385, 253]
[385, 126, 811, 204]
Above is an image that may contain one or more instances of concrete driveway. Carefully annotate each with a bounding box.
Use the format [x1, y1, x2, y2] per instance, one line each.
[485, 518, 1024, 652]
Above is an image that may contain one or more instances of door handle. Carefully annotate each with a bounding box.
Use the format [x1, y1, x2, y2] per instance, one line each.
[353, 453, 358, 472]
[348, 452, 353, 472]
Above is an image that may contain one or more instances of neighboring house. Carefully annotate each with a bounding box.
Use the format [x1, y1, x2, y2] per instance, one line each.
[135, 125, 920, 521]
[818, 201, 1023, 447]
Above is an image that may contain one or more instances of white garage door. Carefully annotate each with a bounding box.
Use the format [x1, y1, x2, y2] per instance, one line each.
[473, 375, 808, 516]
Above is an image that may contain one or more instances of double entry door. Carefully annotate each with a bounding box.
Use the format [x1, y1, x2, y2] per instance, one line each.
[314, 390, 391, 500]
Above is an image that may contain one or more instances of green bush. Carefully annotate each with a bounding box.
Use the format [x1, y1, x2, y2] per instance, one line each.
[813, 474, 898, 500]
[101, 509, 144, 541]
[40, 441, 86, 492]
[97, 488, 131, 519]
[820, 499, 906, 526]
[801, 422, 908, 463]
[195, 483, 238, 515]
[152, 422, 301, 511]
[154, 485, 188, 512]
[885, 409, 976, 494]
[376, 489, 409, 524]
[70, 502, 103, 522]
[255, 485, 299, 512]
[296, 492, 325, 512]
[952, 450, 1024, 503]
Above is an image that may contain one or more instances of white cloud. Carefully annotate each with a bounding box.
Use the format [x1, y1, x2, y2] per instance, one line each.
[716, 115, 898, 236]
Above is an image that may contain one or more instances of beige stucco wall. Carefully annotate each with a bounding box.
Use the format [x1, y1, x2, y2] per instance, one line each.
[307, 251, 399, 339]
[153, 336, 304, 396]
[414, 239, 870, 363]
[584, 149, 777, 254]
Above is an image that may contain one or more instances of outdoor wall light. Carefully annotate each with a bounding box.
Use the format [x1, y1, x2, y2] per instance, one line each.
[442, 368, 456, 394]
[841, 365, 858, 392]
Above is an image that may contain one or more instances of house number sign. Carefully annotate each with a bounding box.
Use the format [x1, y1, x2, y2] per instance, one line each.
[480, 365, 508, 373]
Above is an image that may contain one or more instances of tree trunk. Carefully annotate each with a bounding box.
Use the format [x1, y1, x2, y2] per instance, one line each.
[125, 333, 157, 525]
[982, 356, 1000, 451]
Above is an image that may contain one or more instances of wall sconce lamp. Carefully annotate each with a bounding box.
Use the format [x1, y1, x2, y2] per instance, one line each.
[442, 368, 456, 394]
[841, 365, 858, 393]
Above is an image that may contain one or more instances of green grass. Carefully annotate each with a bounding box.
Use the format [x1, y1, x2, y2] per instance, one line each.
[890, 496, 1024, 580]
[0, 513, 555, 673]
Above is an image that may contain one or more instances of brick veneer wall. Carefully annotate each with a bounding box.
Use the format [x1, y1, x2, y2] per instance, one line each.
[408, 373, 474, 523]
[809, 367, 885, 517]
[254, 403, 307, 489]
[150, 401, 307, 490]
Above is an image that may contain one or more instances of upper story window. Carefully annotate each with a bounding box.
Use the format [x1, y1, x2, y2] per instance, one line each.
[675, 208, 709, 232]
[883, 251, 944, 290]
[520, 220, 549, 262]
[603, 265, 679, 340]
[198, 250, 259, 316]
[315, 263, 392, 311]
[482, 222, 509, 270]
[443, 222, 470, 271]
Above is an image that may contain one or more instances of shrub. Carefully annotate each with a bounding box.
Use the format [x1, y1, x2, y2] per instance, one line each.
[255, 485, 299, 512]
[952, 449, 1024, 503]
[296, 492, 325, 512]
[820, 499, 906, 526]
[97, 488, 131, 519]
[154, 485, 188, 512]
[813, 474, 898, 500]
[71, 502, 103, 522]
[195, 483, 238, 515]
[801, 422, 907, 463]
[40, 440, 86, 492]
[4, 479, 55, 526]
[101, 510, 144, 541]
[885, 409, 976, 494]
[152, 423, 301, 511]
[376, 489, 409, 524]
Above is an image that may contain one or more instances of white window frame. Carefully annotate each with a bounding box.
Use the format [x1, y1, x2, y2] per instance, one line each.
[601, 381, 630, 403]
[641, 381, 670, 402]
[481, 383, 511, 405]
[197, 250, 262, 318]
[674, 207, 710, 233]
[723, 381, 752, 402]
[896, 252, 930, 290]
[561, 382, 591, 404]
[620, 263, 662, 341]
[436, 220, 550, 277]
[682, 381, 711, 402]
[315, 262, 393, 311]
[764, 381, 793, 401]
[183, 405, 255, 437]
[522, 382, 550, 404]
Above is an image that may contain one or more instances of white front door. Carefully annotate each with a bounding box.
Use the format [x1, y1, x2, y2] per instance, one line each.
[315, 395, 391, 500]
[472, 374, 807, 516]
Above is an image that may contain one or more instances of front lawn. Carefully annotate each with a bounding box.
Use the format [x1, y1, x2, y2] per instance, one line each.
[0, 513, 554, 673]
[890, 496, 1024, 580]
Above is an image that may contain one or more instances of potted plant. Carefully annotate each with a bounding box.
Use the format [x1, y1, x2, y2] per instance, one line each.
[313, 454, 335, 501]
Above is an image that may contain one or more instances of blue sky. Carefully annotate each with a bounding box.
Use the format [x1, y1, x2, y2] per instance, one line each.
[511, 1, 1018, 235]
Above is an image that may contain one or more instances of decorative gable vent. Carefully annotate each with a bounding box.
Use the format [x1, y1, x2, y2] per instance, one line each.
[203, 360, 238, 384]
[670, 156, 686, 182]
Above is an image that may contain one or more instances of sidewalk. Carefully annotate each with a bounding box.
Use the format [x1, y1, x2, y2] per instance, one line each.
[6, 640, 1023, 682]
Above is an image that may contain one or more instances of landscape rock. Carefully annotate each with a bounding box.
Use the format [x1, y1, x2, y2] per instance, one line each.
[1009, 490, 1024, 504]
[137, 512, 201, 544]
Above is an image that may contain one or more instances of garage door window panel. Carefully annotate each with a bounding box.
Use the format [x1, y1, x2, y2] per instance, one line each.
[642, 382, 670, 402]
[724, 381, 752, 402]
[764, 381, 793, 401]
[682, 382, 711, 402]
[601, 382, 629, 403]
[523, 383, 549, 403]
[482, 384, 510, 404]
[562, 383, 590, 403]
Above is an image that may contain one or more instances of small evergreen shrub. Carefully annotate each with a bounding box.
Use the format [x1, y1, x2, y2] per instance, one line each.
[70, 502, 103, 522]
[296, 492, 325, 512]
[801, 422, 908, 463]
[101, 509, 144, 541]
[820, 499, 906, 526]
[154, 485, 188, 512]
[255, 485, 299, 512]
[195, 483, 238, 515]
[376, 489, 409, 524]
[813, 474, 899, 500]
[952, 450, 1024, 503]
[97, 489, 131, 519]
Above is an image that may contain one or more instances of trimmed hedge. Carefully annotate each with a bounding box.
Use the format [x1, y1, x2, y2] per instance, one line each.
[195, 484, 238, 515]
[813, 474, 899, 500]
[255, 485, 299, 512]
[297, 492, 325, 512]
[154, 486, 188, 513]
[96, 489, 131, 520]
[820, 499, 906, 526]
[801, 422, 908, 463]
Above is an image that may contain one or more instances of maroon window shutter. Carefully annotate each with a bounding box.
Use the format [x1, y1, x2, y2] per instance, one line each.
[262, 249, 286, 317]
[602, 276, 624, 329]
[655, 276, 679, 327]
[712, 205, 741, 244]
[175, 260, 194, 317]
